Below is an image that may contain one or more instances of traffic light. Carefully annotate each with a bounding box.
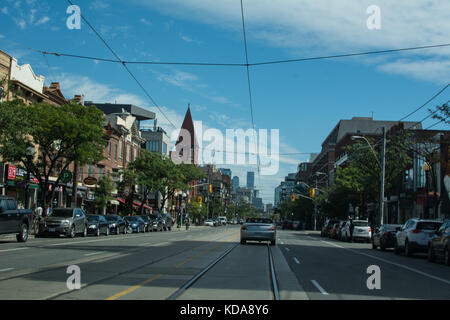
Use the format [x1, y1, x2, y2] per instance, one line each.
[208, 184, 212, 193]
[290, 193, 296, 202]
[310, 188, 315, 199]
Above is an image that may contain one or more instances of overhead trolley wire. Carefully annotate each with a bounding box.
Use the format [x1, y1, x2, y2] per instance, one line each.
[67, 0, 177, 130]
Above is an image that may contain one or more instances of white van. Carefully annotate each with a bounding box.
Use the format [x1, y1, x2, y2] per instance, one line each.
[218, 216, 228, 225]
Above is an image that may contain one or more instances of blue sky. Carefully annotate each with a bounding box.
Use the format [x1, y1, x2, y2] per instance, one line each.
[1, 0, 449, 204]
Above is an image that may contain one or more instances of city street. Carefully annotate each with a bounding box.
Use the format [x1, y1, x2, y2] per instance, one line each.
[0, 226, 448, 300]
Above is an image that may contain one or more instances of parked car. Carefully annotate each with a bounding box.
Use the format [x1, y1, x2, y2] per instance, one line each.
[105, 215, 127, 234]
[395, 219, 442, 256]
[341, 220, 371, 242]
[329, 222, 341, 239]
[124, 216, 146, 233]
[292, 220, 301, 230]
[162, 214, 173, 231]
[321, 219, 338, 237]
[212, 218, 221, 226]
[372, 224, 402, 250]
[336, 221, 347, 240]
[138, 215, 151, 232]
[239, 219, 244, 225]
[204, 219, 215, 227]
[39, 207, 87, 238]
[149, 214, 164, 232]
[427, 220, 450, 265]
[282, 220, 293, 230]
[218, 216, 228, 225]
[86, 214, 110, 236]
[241, 217, 276, 246]
[0, 196, 33, 242]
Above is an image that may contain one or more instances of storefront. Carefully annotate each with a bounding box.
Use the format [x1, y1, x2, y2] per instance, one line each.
[4, 164, 39, 208]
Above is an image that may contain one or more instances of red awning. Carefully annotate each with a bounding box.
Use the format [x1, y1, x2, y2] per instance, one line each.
[117, 198, 126, 204]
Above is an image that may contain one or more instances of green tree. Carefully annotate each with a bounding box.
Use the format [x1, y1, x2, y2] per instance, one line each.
[0, 101, 106, 211]
[94, 174, 114, 215]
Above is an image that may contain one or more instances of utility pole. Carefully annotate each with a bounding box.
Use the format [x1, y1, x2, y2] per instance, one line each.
[380, 126, 386, 226]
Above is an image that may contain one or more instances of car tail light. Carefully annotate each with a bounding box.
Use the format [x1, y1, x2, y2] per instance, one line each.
[269, 226, 275, 231]
[241, 226, 247, 230]
[369, 227, 371, 233]
[411, 229, 421, 234]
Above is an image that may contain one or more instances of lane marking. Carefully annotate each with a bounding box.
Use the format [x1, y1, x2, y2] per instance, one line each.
[321, 241, 344, 248]
[0, 247, 30, 253]
[294, 257, 300, 264]
[84, 251, 106, 257]
[320, 240, 450, 286]
[311, 280, 329, 295]
[106, 274, 163, 300]
[106, 235, 238, 300]
[0, 268, 14, 273]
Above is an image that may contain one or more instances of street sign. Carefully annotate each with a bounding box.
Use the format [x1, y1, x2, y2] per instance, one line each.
[61, 170, 73, 183]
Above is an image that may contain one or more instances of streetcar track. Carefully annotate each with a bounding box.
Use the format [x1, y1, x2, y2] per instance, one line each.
[167, 242, 280, 300]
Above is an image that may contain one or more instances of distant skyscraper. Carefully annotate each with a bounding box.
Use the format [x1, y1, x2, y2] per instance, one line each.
[232, 176, 239, 194]
[247, 171, 255, 190]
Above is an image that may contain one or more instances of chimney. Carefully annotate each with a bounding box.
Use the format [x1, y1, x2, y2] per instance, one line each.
[73, 95, 83, 105]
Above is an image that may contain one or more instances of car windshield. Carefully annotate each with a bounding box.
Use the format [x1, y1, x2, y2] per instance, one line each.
[124, 216, 138, 222]
[49, 209, 73, 218]
[354, 221, 368, 227]
[246, 218, 273, 224]
[417, 222, 441, 230]
[105, 216, 117, 221]
[87, 216, 99, 222]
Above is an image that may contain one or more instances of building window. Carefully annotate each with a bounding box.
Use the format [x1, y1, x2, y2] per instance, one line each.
[107, 141, 111, 158]
[146, 141, 160, 153]
[114, 144, 118, 160]
[126, 144, 130, 162]
[162, 142, 167, 155]
[118, 140, 123, 159]
[97, 165, 105, 179]
[134, 147, 138, 160]
[87, 164, 95, 177]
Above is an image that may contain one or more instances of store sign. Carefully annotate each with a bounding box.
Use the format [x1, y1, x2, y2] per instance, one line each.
[84, 176, 97, 185]
[8, 166, 17, 180]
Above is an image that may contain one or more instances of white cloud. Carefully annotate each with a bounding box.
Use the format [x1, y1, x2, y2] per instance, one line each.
[57, 73, 185, 134]
[135, 0, 450, 83]
[378, 59, 450, 84]
[89, 0, 110, 10]
[140, 18, 151, 25]
[1, 7, 8, 14]
[35, 16, 49, 25]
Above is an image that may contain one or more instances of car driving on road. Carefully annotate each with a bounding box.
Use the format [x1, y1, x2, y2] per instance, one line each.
[240, 217, 276, 246]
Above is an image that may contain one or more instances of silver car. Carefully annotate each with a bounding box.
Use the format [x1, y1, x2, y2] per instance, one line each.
[395, 218, 442, 256]
[240, 217, 276, 246]
[39, 207, 87, 238]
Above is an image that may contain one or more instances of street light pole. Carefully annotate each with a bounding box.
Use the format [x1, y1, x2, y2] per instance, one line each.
[380, 126, 386, 225]
[352, 126, 386, 226]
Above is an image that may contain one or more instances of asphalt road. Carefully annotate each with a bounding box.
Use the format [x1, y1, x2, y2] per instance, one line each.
[0, 226, 448, 300]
